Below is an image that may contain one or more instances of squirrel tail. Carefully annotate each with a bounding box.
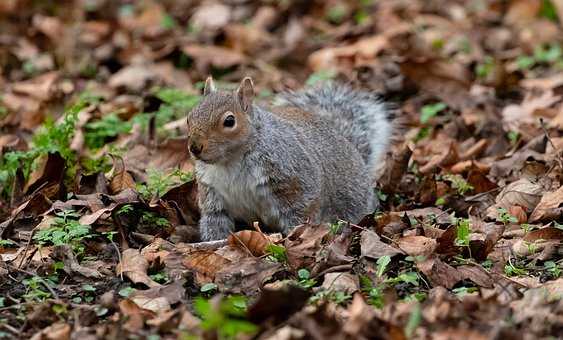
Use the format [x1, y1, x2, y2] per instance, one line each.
[274, 82, 394, 178]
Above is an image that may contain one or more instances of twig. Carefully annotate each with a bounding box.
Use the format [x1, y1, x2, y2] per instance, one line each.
[187, 239, 228, 250]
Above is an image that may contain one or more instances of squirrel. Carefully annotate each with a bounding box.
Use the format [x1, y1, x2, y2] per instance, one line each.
[187, 76, 394, 241]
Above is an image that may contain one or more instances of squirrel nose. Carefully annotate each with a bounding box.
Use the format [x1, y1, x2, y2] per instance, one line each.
[189, 142, 203, 156]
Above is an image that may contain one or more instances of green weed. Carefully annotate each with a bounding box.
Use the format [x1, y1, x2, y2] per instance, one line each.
[420, 102, 447, 124]
[33, 209, 93, 255]
[194, 295, 257, 340]
[137, 168, 193, 200]
[84, 113, 132, 149]
[265, 243, 288, 263]
[443, 174, 474, 195]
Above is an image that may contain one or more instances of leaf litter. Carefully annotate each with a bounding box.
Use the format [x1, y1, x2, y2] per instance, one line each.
[0, 0, 562, 339]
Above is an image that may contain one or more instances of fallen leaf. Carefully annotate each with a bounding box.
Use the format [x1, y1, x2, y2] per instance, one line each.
[30, 322, 71, 340]
[529, 186, 563, 222]
[228, 230, 269, 257]
[398, 235, 437, 257]
[321, 272, 359, 294]
[417, 257, 463, 289]
[117, 248, 161, 288]
[183, 250, 231, 283]
[108, 155, 136, 194]
[486, 178, 544, 219]
[360, 229, 403, 259]
[182, 44, 246, 69]
[247, 283, 310, 324]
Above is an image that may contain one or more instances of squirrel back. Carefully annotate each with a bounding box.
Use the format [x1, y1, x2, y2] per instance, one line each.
[274, 83, 393, 179]
[187, 77, 394, 241]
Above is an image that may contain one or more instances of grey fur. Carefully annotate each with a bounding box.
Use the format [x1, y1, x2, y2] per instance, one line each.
[190, 81, 393, 241]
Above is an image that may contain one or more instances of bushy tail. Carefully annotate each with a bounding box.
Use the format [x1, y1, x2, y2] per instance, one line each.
[274, 83, 394, 176]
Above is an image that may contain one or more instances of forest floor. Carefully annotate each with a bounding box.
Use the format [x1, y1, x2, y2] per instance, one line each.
[0, 0, 562, 339]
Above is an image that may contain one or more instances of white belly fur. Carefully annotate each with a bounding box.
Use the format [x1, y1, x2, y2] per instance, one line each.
[197, 161, 272, 223]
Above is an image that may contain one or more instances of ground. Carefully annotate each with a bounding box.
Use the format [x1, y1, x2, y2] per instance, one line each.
[0, 0, 562, 339]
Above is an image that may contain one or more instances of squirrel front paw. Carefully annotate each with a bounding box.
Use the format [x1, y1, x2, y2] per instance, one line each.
[199, 214, 234, 241]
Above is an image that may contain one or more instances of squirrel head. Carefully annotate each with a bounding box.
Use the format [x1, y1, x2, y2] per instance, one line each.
[187, 76, 255, 164]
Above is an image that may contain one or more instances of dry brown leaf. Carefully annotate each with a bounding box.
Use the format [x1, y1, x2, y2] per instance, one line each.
[417, 257, 463, 289]
[11, 71, 59, 101]
[529, 186, 563, 222]
[308, 35, 388, 72]
[23, 152, 64, 195]
[321, 272, 359, 294]
[285, 224, 331, 269]
[30, 323, 71, 340]
[485, 178, 544, 220]
[183, 250, 232, 283]
[215, 256, 282, 295]
[118, 299, 155, 331]
[360, 229, 403, 259]
[400, 59, 472, 110]
[108, 64, 157, 92]
[228, 230, 269, 256]
[32, 15, 63, 42]
[502, 90, 561, 132]
[190, 3, 231, 31]
[117, 248, 161, 288]
[397, 235, 437, 257]
[509, 205, 528, 224]
[523, 227, 563, 242]
[182, 44, 246, 69]
[108, 155, 136, 194]
[130, 281, 185, 310]
[456, 265, 494, 288]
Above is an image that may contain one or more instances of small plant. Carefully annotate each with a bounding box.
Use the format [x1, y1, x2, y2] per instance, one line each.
[72, 284, 96, 303]
[305, 70, 337, 86]
[404, 303, 422, 338]
[84, 113, 132, 149]
[194, 295, 257, 340]
[507, 131, 520, 145]
[515, 42, 563, 70]
[140, 211, 170, 228]
[385, 272, 420, 286]
[150, 271, 169, 284]
[22, 276, 53, 302]
[33, 209, 93, 255]
[504, 260, 528, 277]
[376, 255, 391, 278]
[200, 283, 218, 295]
[476, 56, 495, 79]
[497, 208, 518, 225]
[0, 100, 84, 198]
[0, 239, 16, 247]
[455, 218, 471, 247]
[297, 269, 316, 289]
[443, 174, 474, 195]
[265, 243, 288, 263]
[310, 290, 352, 306]
[420, 102, 447, 124]
[452, 286, 478, 298]
[360, 276, 384, 308]
[137, 168, 193, 200]
[544, 261, 561, 278]
[118, 286, 135, 298]
[521, 223, 534, 234]
[329, 220, 345, 235]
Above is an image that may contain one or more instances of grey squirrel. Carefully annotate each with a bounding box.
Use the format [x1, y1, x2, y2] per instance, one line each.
[187, 77, 394, 241]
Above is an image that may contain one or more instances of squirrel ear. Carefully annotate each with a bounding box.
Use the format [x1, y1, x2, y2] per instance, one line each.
[237, 77, 254, 112]
[203, 76, 216, 96]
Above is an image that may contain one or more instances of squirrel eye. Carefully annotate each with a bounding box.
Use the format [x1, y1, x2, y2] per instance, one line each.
[223, 113, 236, 128]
